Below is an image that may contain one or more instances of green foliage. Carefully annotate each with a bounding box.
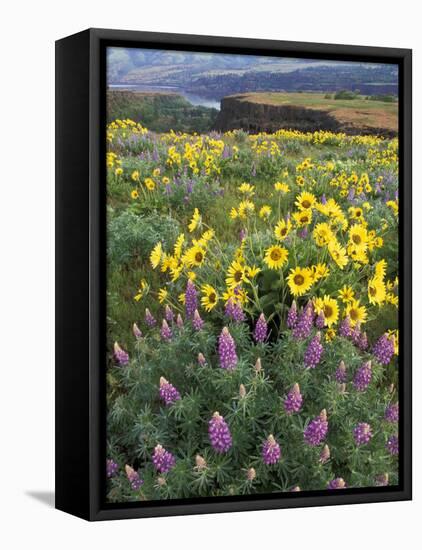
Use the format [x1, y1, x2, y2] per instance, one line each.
[334, 90, 359, 100]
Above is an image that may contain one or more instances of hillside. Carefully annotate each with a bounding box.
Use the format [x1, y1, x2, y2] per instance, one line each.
[213, 92, 398, 136]
[107, 90, 218, 133]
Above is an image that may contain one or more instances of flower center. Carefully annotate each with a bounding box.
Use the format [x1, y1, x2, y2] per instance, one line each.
[234, 271, 243, 282]
[294, 274, 305, 286]
[369, 286, 376, 297]
[270, 249, 282, 261]
[350, 308, 358, 320]
[352, 234, 362, 244]
[302, 200, 311, 209]
[195, 252, 204, 263]
[209, 292, 216, 303]
[324, 305, 333, 318]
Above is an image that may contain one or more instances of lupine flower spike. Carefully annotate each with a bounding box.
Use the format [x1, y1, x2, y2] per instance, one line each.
[284, 383, 303, 415]
[193, 309, 204, 331]
[125, 465, 143, 490]
[114, 342, 129, 366]
[161, 319, 172, 341]
[262, 434, 281, 465]
[159, 377, 181, 406]
[304, 409, 328, 446]
[145, 308, 157, 327]
[208, 412, 232, 453]
[132, 323, 143, 340]
[304, 332, 323, 368]
[254, 313, 268, 343]
[152, 444, 176, 473]
[218, 327, 238, 370]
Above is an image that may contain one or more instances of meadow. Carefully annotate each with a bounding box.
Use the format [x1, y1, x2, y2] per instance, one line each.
[105, 119, 399, 502]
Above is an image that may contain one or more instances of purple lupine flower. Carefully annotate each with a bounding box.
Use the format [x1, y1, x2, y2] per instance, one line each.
[299, 227, 308, 239]
[106, 459, 118, 478]
[304, 332, 323, 369]
[321, 194, 327, 204]
[152, 444, 176, 473]
[165, 305, 174, 323]
[132, 322, 143, 340]
[353, 422, 373, 446]
[113, 342, 129, 366]
[339, 315, 353, 338]
[327, 477, 347, 490]
[197, 352, 206, 366]
[125, 465, 143, 491]
[159, 376, 180, 406]
[335, 360, 347, 383]
[261, 434, 281, 465]
[286, 301, 298, 329]
[284, 383, 303, 415]
[375, 473, 389, 487]
[304, 409, 328, 446]
[176, 313, 184, 328]
[224, 298, 246, 322]
[253, 313, 268, 343]
[353, 360, 372, 392]
[315, 312, 325, 329]
[185, 280, 198, 318]
[385, 403, 399, 423]
[161, 319, 172, 341]
[239, 228, 247, 241]
[293, 302, 314, 340]
[358, 331, 368, 351]
[218, 327, 238, 370]
[319, 444, 330, 464]
[145, 308, 157, 327]
[373, 333, 395, 365]
[192, 309, 204, 331]
[208, 412, 232, 453]
[347, 187, 355, 201]
[386, 435, 399, 456]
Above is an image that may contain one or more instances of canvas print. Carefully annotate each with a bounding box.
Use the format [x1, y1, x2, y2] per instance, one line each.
[105, 47, 399, 503]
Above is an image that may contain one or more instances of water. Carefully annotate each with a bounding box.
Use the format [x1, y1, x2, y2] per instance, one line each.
[109, 84, 220, 110]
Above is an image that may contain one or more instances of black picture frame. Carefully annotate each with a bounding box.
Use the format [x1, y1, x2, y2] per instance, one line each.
[55, 28, 412, 521]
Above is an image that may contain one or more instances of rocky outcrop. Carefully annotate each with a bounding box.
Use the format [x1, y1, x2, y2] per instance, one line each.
[213, 95, 397, 137]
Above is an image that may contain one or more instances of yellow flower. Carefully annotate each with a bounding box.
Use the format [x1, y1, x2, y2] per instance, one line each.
[226, 260, 248, 288]
[230, 207, 238, 219]
[131, 170, 140, 182]
[312, 263, 330, 281]
[375, 259, 387, 280]
[314, 295, 339, 328]
[115, 167, 123, 176]
[328, 241, 348, 270]
[287, 267, 313, 296]
[313, 223, 333, 247]
[274, 182, 290, 193]
[153, 167, 161, 177]
[201, 284, 219, 312]
[174, 234, 185, 258]
[178, 293, 186, 305]
[338, 285, 355, 303]
[238, 182, 255, 195]
[134, 279, 148, 301]
[349, 224, 368, 251]
[325, 328, 336, 342]
[144, 177, 155, 191]
[345, 299, 367, 325]
[295, 191, 316, 211]
[368, 276, 386, 305]
[150, 242, 163, 269]
[293, 209, 312, 227]
[259, 205, 272, 219]
[348, 206, 364, 221]
[131, 189, 139, 199]
[264, 245, 289, 270]
[162, 176, 170, 184]
[185, 245, 206, 268]
[188, 208, 201, 232]
[245, 265, 261, 278]
[238, 200, 255, 219]
[386, 200, 399, 216]
[274, 219, 292, 241]
[158, 288, 168, 304]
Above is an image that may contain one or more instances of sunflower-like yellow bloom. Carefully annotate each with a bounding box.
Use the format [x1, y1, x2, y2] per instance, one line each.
[238, 200, 255, 219]
[263, 245, 289, 270]
[201, 284, 219, 312]
[150, 242, 163, 269]
[226, 260, 248, 288]
[314, 295, 339, 328]
[259, 205, 272, 219]
[349, 224, 368, 251]
[345, 299, 368, 325]
[328, 241, 348, 270]
[368, 276, 386, 305]
[287, 267, 313, 296]
[295, 191, 316, 211]
[338, 285, 355, 303]
[274, 182, 290, 193]
[174, 234, 185, 259]
[293, 209, 312, 227]
[274, 219, 292, 241]
[144, 177, 155, 190]
[184, 245, 206, 268]
[313, 222, 334, 247]
[158, 288, 168, 304]
[188, 208, 201, 232]
[238, 183, 255, 195]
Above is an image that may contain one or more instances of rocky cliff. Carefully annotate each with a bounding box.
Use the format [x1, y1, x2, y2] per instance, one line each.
[213, 94, 398, 137]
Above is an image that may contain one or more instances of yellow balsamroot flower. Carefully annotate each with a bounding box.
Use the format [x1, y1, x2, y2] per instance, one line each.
[158, 288, 168, 304]
[312, 263, 330, 282]
[348, 246, 369, 265]
[134, 279, 148, 302]
[115, 167, 123, 176]
[328, 240, 348, 270]
[368, 276, 386, 305]
[187, 271, 197, 281]
[313, 222, 333, 247]
[188, 208, 201, 232]
[174, 234, 185, 259]
[375, 259, 387, 280]
[201, 284, 219, 312]
[131, 189, 139, 199]
[170, 265, 183, 282]
[296, 175, 305, 186]
[226, 260, 248, 288]
[229, 207, 238, 219]
[325, 328, 336, 342]
[274, 218, 292, 241]
[287, 267, 313, 297]
[131, 170, 140, 182]
[161, 253, 178, 273]
[387, 330, 399, 354]
[386, 293, 399, 308]
[259, 205, 272, 219]
[201, 229, 215, 243]
[153, 168, 161, 177]
[238, 182, 255, 195]
[295, 191, 316, 211]
[178, 293, 186, 305]
[245, 265, 261, 278]
[274, 182, 290, 193]
[144, 177, 156, 191]
[349, 224, 368, 251]
[162, 176, 170, 184]
[314, 295, 339, 328]
[386, 199, 399, 217]
[150, 242, 163, 269]
[293, 209, 312, 227]
[348, 206, 364, 221]
[338, 285, 355, 303]
[264, 245, 289, 270]
[238, 200, 255, 219]
[345, 299, 368, 326]
[185, 245, 206, 268]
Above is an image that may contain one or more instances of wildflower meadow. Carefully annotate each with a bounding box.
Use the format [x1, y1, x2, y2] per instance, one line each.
[106, 119, 399, 502]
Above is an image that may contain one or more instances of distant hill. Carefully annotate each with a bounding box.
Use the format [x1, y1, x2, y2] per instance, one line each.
[213, 92, 398, 137]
